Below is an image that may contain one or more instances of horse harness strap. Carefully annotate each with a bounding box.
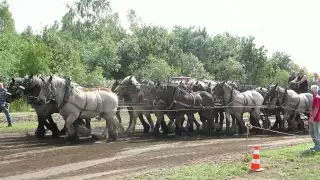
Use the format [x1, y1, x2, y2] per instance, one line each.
[95, 93, 101, 112]
[58, 83, 71, 109]
[78, 93, 89, 118]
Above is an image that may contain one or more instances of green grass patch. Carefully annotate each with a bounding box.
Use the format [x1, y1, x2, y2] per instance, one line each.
[130, 142, 319, 180]
[0, 120, 105, 133]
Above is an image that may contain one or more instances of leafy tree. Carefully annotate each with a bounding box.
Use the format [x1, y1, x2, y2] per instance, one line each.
[133, 55, 174, 82]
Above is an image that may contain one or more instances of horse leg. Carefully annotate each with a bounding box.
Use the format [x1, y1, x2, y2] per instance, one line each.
[154, 111, 164, 135]
[201, 111, 214, 136]
[35, 116, 46, 138]
[102, 112, 122, 141]
[291, 114, 298, 131]
[126, 110, 139, 133]
[225, 109, 231, 132]
[233, 113, 245, 135]
[192, 115, 201, 133]
[175, 114, 185, 136]
[144, 112, 154, 132]
[283, 111, 291, 132]
[167, 117, 176, 133]
[230, 112, 237, 133]
[139, 114, 150, 133]
[85, 118, 92, 134]
[64, 115, 79, 143]
[47, 116, 60, 138]
[219, 110, 224, 132]
[186, 114, 195, 134]
[116, 107, 122, 123]
[214, 111, 219, 124]
[73, 119, 90, 137]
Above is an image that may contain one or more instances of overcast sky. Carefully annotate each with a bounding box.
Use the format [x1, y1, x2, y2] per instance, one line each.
[6, 0, 320, 72]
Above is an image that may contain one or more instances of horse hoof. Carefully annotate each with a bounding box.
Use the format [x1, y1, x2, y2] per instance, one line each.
[60, 129, 66, 136]
[143, 128, 150, 133]
[91, 134, 100, 140]
[153, 130, 161, 136]
[35, 129, 46, 138]
[108, 132, 118, 141]
[65, 135, 79, 144]
[51, 132, 60, 139]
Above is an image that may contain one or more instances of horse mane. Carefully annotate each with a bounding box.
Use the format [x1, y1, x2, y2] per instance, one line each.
[165, 83, 188, 94]
[122, 76, 140, 85]
[30, 76, 44, 87]
[48, 76, 79, 93]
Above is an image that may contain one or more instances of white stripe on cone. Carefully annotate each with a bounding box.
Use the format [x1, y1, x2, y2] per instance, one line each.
[253, 150, 260, 154]
[251, 159, 260, 164]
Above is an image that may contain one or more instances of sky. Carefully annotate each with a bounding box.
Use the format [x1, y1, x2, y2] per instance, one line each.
[5, 0, 320, 72]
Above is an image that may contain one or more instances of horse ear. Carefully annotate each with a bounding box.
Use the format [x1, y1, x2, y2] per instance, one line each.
[11, 78, 15, 83]
[208, 82, 211, 87]
[156, 80, 160, 87]
[195, 81, 198, 85]
[29, 74, 33, 79]
[275, 83, 278, 88]
[40, 77, 45, 82]
[49, 76, 53, 82]
[129, 76, 132, 80]
[260, 87, 262, 91]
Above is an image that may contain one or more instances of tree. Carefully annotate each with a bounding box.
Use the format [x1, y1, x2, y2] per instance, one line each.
[0, 0, 15, 33]
[133, 55, 174, 82]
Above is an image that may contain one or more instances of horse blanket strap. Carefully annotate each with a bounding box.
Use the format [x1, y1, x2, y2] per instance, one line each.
[58, 83, 70, 109]
[294, 97, 301, 111]
[78, 93, 89, 118]
[95, 93, 101, 112]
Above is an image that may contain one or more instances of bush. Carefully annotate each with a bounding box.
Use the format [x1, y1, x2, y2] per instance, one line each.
[9, 98, 32, 112]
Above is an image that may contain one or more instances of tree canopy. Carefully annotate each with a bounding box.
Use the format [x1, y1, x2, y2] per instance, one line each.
[0, 0, 306, 87]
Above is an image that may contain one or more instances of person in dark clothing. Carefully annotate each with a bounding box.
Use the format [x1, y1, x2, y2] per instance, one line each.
[289, 69, 309, 129]
[290, 69, 309, 94]
[0, 83, 12, 127]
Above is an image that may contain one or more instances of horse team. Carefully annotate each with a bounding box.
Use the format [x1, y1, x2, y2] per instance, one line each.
[6, 75, 312, 143]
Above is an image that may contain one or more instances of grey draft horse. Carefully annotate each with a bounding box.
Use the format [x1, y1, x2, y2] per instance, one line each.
[113, 76, 156, 133]
[265, 84, 312, 131]
[8, 76, 91, 138]
[111, 80, 152, 133]
[7, 76, 61, 138]
[37, 75, 123, 142]
[255, 86, 282, 131]
[212, 82, 264, 134]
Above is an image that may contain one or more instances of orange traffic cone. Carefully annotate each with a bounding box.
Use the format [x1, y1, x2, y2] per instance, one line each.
[250, 145, 264, 172]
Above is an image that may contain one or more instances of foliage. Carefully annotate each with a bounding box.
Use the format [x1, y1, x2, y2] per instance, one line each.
[0, 0, 307, 89]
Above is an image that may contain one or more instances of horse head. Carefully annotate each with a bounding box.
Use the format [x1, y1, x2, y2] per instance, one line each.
[7, 77, 25, 100]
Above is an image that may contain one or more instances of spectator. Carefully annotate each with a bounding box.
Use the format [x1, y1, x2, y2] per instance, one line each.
[309, 85, 320, 151]
[290, 69, 308, 94]
[0, 82, 12, 127]
[312, 72, 320, 95]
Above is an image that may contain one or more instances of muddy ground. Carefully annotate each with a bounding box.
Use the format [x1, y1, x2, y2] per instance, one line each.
[0, 112, 312, 180]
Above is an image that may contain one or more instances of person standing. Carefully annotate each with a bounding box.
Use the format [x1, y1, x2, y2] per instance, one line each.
[309, 85, 320, 151]
[0, 82, 12, 127]
[312, 72, 320, 95]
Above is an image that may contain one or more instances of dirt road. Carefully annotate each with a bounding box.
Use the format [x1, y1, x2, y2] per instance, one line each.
[0, 129, 310, 180]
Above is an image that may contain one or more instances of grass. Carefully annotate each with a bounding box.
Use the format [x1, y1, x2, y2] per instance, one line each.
[128, 142, 320, 180]
[0, 120, 106, 133]
[0, 111, 250, 134]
